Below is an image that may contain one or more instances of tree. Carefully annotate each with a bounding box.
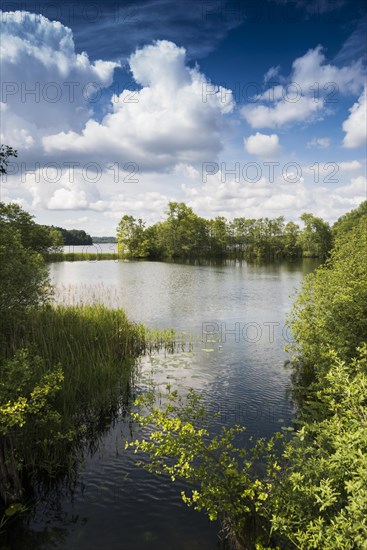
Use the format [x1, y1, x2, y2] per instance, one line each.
[116, 215, 149, 258]
[0, 145, 17, 175]
[48, 228, 64, 253]
[51, 226, 93, 246]
[283, 221, 301, 259]
[270, 346, 367, 549]
[0, 203, 51, 328]
[152, 202, 209, 259]
[0, 203, 58, 255]
[290, 214, 367, 378]
[165, 202, 194, 258]
[0, 152, 57, 506]
[209, 216, 230, 257]
[332, 200, 367, 240]
[297, 213, 332, 259]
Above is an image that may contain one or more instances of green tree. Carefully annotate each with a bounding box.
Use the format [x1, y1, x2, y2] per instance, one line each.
[0, 204, 51, 328]
[128, 388, 276, 548]
[116, 215, 149, 258]
[0, 203, 57, 255]
[0, 145, 17, 175]
[297, 213, 332, 259]
[290, 214, 367, 379]
[270, 346, 367, 549]
[165, 202, 194, 258]
[51, 226, 93, 246]
[332, 200, 367, 240]
[283, 221, 301, 259]
[154, 202, 209, 259]
[0, 350, 63, 503]
[209, 216, 230, 257]
[48, 227, 64, 253]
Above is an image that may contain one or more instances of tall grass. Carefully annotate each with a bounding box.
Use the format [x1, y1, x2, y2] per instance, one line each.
[0, 296, 185, 498]
[3, 303, 182, 413]
[45, 252, 120, 262]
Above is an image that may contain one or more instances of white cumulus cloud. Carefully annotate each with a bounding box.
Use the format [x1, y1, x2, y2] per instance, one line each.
[244, 132, 281, 158]
[241, 46, 365, 129]
[42, 40, 234, 172]
[0, 11, 119, 143]
[342, 87, 367, 148]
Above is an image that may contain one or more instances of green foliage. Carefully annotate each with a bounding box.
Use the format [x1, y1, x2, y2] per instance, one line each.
[332, 200, 367, 240]
[0, 202, 58, 255]
[0, 145, 17, 175]
[289, 215, 367, 378]
[0, 350, 64, 505]
[0, 349, 63, 434]
[0, 303, 174, 508]
[127, 388, 277, 547]
[48, 228, 64, 252]
[0, 218, 50, 324]
[45, 251, 118, 262]
[283, 221, 301, 259]
[117, 215, 149, 258]
[116, 202, 339, 262]
[297, 213, 332, 259]
[271, 347, 367, 549]
[51, 226, 93, 246]
[129, 349, 367, 548]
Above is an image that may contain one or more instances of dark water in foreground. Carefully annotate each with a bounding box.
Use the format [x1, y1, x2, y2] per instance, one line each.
[4, 259, 319, 550]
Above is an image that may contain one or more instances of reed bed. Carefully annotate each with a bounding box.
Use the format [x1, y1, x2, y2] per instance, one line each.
[1, 297, 184, 488]
[52, 283, 124, 308]
[45, 252, 119, 262]
[0, 280, 194, 498]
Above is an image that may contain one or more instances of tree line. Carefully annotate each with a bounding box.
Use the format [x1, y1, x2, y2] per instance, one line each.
[116, 201, 342, 261]
[52, 226, 93, 246]
[0, 202, 93, 256]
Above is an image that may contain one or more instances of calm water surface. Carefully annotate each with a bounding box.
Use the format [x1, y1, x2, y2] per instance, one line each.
[9, 259, 319, 550]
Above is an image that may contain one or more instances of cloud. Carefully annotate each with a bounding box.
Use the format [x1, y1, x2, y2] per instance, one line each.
[244, 132, 281, 158]
[19, 167, 104, 210]
[342, 87, 367, 148]
[242, 96, 324, 128]
[0, 11, 119, 143]
[274, 0, 346, 14]
[334, 16, 367, 65]
[180, 168, 367, 224]
[241, 46, 365, 129]
[291, 45, 363, 95]
[62, 216, 88, 225]
[336, 176, 367, 199]
[2, 0, 244, 63]
[42, 40, 234, 171]
[263, 65, 281, 84]
[338, 160, 363, 171]
[307, 137, 330, 148]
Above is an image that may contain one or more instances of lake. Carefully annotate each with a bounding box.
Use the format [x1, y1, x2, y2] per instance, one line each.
[8, 258, 319, 550]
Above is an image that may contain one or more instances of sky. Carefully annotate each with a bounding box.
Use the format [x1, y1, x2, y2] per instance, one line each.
[0, 0, 366, 235]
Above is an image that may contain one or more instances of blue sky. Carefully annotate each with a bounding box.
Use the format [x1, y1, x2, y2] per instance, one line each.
[0, 0, 366, 234]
